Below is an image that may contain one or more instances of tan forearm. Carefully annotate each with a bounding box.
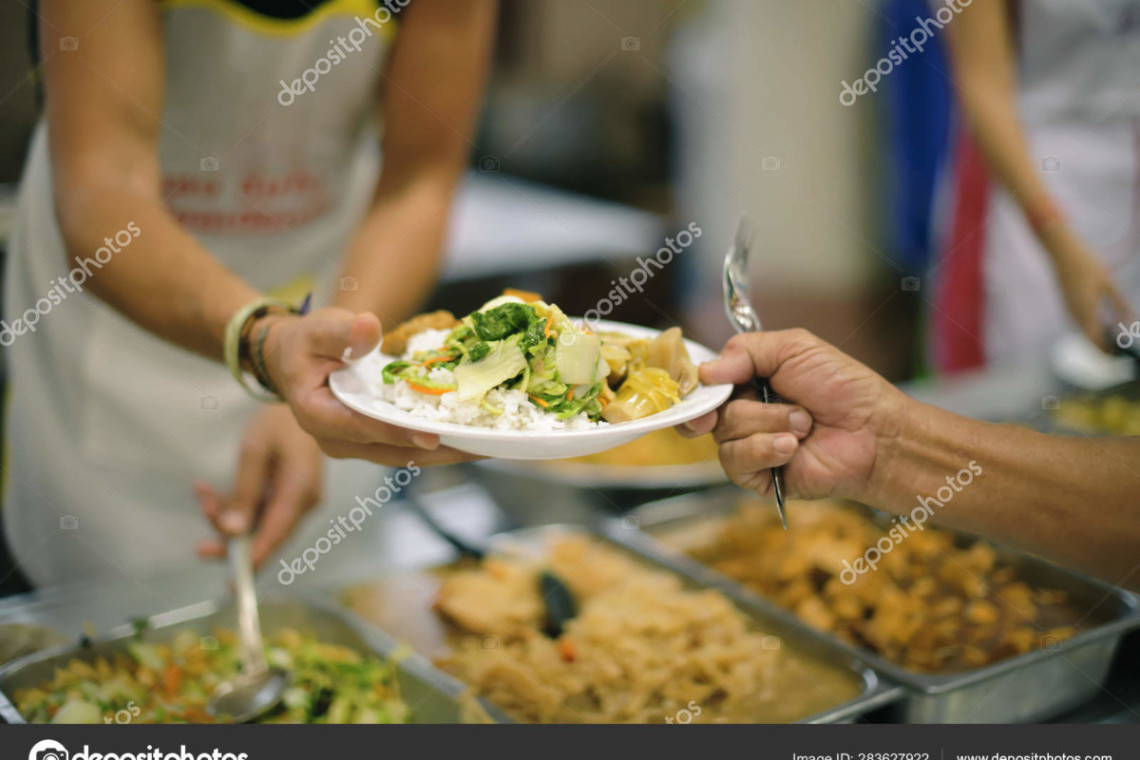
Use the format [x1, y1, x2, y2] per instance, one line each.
[331, 0, 494, 325]
[331, 172, 458, 326]
[55, 183, 259, 359]
[876, 401, 1140, 587]
[945, 3, 1074, 258]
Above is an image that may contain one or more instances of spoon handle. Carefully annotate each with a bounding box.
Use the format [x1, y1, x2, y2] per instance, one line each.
[751, 377, 789, 530]
[230, 535, 268, 676]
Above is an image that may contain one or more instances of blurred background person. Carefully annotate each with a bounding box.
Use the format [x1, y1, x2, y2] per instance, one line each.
[931, 0, 1140, 373]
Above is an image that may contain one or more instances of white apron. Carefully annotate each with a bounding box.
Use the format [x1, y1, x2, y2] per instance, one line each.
[942, 0, 1140, 368]
[4, 0, 397, 588]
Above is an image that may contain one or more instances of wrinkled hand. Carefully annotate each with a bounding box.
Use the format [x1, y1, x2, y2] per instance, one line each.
[1049, 232, 1134, 352]
[258, 308, 475, 467]
[196, 404, 323, 570]
[680, 330, 910, 502]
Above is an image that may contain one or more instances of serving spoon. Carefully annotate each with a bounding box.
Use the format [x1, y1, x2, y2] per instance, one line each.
[723, 214, 789, 529]
[208, 534, 291, 723]
[402, 490, 577, 638]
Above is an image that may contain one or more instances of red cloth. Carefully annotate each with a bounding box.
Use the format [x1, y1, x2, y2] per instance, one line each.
[932, 130, 989, 373]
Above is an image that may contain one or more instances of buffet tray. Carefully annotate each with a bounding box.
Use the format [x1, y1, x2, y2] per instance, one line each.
[0, 596, 495, 724]
[335, 523, 904, 724]
[620, 489, 1140, 723]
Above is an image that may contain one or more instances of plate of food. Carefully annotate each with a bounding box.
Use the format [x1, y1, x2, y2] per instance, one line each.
[329, 291, 733, 459]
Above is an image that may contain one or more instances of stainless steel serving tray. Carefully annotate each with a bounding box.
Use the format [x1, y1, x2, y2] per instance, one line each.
[344, 523, 902, 724]
[620, 489, 1140, 723]
[0, 596, 499, 724]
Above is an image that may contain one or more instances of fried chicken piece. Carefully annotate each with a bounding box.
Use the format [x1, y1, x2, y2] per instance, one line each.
[795, 596, 838, 632]
[965, 600, 999, 626]
[998, 583, 1038, 622]
[435, 558, 542, 637]
[382, 310, 459, 355]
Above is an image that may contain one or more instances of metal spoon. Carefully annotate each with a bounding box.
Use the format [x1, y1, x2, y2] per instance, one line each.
[723, 214, 789, 529]
[208, 534, 291, 723]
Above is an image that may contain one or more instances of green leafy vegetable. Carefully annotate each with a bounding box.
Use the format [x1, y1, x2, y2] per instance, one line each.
[454, 338, 528, 401]
[472, 303, 537, 341]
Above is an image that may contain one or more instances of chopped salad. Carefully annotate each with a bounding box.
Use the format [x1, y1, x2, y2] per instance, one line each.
[381, 291, 699, 424]
[14, 627, 410, 724]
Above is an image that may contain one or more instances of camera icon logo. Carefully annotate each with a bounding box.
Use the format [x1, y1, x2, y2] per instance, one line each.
[59, 37, 79, 51]
[620, 514, 641, 531]
[481, 635, 499, 650]
[478, 155, 500, 173]
[621, 36, 640, 51]
[28, 739, 69, 760]
[1041, 157, 1061, 172]
[60, 516, 79, 530]
[201, 395, 219, 410]
[761, 635, 781, 650]
[340, 276, 359, 291]
[200, 157, 219, 172]
[761, 155, 781, 171]
[901, 276, 921, 292]
[1041, 634, 1062, 651]
[200, 635, 219, 651]
[1042, 396, 1061, 411]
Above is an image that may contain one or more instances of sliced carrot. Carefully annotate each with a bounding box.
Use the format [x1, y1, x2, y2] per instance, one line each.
[558, 637, 577, 662]
[543, 316, 554, 339]
[408, 380, 456, 395]
[163, 663, 182, 695]
[423, 353, 458, 366]
[503, 288, 543, 303]
[529, 394, 550, 408]
[566, 388, 574, 400]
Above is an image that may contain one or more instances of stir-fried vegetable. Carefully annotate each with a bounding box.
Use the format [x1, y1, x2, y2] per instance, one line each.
[382, 295, 609, 420]
[14, 628, 410, 724]
[381, 293, 701, 423]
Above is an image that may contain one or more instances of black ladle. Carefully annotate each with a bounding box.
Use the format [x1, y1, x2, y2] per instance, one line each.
[401, 491, 577, 638]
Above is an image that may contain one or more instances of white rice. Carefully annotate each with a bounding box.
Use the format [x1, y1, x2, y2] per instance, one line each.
[378, 329, 603, 431]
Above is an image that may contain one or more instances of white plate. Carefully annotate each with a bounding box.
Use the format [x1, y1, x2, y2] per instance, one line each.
[1050, 332, 1137, 391]
[329, 320, 733, 460]
[477, 458, 728, 489]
